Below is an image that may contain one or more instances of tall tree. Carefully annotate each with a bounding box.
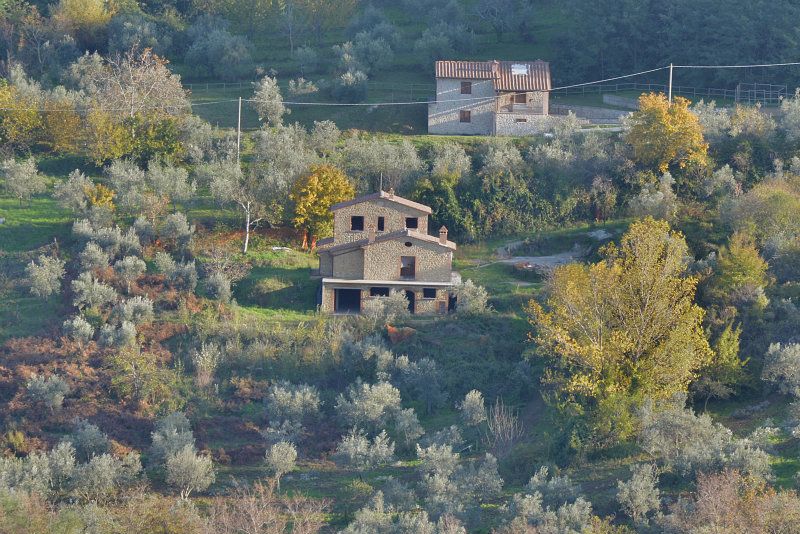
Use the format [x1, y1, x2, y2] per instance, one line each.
[208, 161, 269, 254]
[625, 93, 709, 173]
[290, 163, 354, 249]
[528, 218, 712, 442]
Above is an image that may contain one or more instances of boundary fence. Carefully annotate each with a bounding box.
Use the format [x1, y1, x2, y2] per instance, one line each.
[551, 81, 789, 105]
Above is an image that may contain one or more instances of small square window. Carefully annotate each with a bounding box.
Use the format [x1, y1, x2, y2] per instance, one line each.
[370, 287, 390, 297]
[459, 110, 471, 123]
[351, 216, 364, 231]
[377, 216, 385, 231]
[461, 81, 472, 94]
[423, 288, 437, 299]
[405, 217, 418, 229]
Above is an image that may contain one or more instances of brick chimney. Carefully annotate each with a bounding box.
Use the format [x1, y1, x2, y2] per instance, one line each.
[439, 226, 448, 245]
[367, 223, 376, 243]
[387, 187, 394, 198]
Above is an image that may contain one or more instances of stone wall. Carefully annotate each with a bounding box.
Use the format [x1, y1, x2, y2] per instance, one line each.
[322, 284, 449, 315]
[333, 199, 429, 245]
[319, 252, 333, 277]
[494, 113, 551, 136]
[332, 249, 364, 279]
[363, 238, 452, 283]
[428, 78, 496, 135]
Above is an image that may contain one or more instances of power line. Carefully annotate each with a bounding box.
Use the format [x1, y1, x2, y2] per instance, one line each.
[675, 61, 800, 69]
[549, 66, 669, 91]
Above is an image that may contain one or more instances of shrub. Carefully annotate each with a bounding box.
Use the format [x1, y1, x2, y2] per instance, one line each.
[266, 381, 321, 427]
[26, 374, 70, 411]
[191, 342, 223, 388]
[161, 213, 194, 253]
[331, 69, 368, 103]
[25, 255, 66, 299]
[527, 466, 580, 508]
[453, 280, 490, 315]
[0, 157, 46, 205]
[165, 445, 215, 499]
[71, 452, 141, 504]
[53, 169, 93, 214]
[394, 408, 424, 450]
[185, 21, 253, 80]
[294, 46, 319, 75]
[204, 272, 232, 303]
[628, 172, 678, 221]
[251, 76, 287, 126]
[155, 252, 198, 291]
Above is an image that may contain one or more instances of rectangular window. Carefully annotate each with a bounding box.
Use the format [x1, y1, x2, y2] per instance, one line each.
[400, 256, 416, 279]
[377, 216, 385, 231]
[460, 81, 472, 94]
[423, 288, 437, 299]
[370, 287, 390, 297]
[515, 118, 528, 123]
[514, 93, 526, 103]
[459, 110, 471, 123]
[350, 216, 364, 231]
[405, 217, 418, 229]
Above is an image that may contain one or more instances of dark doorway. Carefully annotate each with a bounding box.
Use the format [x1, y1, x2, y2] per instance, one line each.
[404, 290, 416, 314]
[448, 293, 457, 312]
[334, 288, 361, 314]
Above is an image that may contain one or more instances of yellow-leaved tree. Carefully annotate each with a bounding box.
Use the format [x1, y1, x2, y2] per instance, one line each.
[625, 93, 709, 173]
[527, 218, 712, 444]
[290, 164, 355, 249]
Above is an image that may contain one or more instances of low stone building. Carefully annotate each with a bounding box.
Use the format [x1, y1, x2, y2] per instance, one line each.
[428, 59, 552, 136]
[316, 190, 458, 315]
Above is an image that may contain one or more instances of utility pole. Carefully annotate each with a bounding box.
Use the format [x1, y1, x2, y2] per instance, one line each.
[236, 97, 242, 163]
[668, 63, 674, 104]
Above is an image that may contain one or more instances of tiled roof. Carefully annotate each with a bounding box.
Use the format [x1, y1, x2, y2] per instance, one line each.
[330, 190, 432, 214]
[323, 229, 456, 254]
[435, 60, 551, 92]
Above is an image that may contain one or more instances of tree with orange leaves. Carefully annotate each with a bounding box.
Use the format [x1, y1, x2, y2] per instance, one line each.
[290, 164, 354, 249]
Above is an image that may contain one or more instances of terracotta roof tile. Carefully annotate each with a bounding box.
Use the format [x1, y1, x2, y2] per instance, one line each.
[435, 60, 551, 92]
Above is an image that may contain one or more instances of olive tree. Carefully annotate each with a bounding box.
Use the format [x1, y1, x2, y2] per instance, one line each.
[166, 445, 215, 499]
[150, 412, 195, 465]
[71, 272, 118, 311]
[265, 441, 297, 489]
[335, 381, 402, 431]
[1, 157, 46, 205]
[113, 256, 146, 293]
[334, 429, 395, 472]
[459, 390, 487, 427]
[25, 255, 66, 298]
[251, 76, 287, 126]
[62, 315, 95, 345]
[616, 463, 661, 525]
[208, 161, 270, 254]
[79, 241, 110, 270]
[27, 374, 70, 412]
[65, 419, 111, 462]
[762, 343, 800, 397]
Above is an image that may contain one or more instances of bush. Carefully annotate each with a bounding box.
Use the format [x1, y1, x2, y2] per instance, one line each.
[453, 280, 490, 315]
[527, 466, 579, 508]
[191, 342, 223, 388]
[628, 172, 678, 220]
[25, 255, 66, 299]
[185, 20, 253, 81]
[266, 381, 321, 427]
[71, 452, 141, 504]
[331, 70, 368, 103]
[98, 320, 137, 348]
[251, 76, 287, 126]
[0, 157, 46, 204]
[113, 256, 146, 293]
[335, 381, 402, 431]
[26, 374, 70, 411]
[155, 252, 198, 291]
[204, 272, 232, 303]
[161, 213, 194, 253]
[294, 46, 319, 75]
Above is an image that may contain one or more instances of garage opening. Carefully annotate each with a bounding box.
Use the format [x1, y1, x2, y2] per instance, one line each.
[334, 288, 361, 314]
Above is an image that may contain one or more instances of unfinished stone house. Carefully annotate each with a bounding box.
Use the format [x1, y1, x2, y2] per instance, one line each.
[428, 59, 552, 136]
[315, 190, 458, 315]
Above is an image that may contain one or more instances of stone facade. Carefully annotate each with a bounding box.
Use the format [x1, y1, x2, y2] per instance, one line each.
[316, 191, 457, 315]
[428, 78, 497, 135]
[494, 113, 551, 136]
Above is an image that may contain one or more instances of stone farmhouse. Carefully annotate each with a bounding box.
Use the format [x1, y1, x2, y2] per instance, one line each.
[315, 190, 458, 315]
[428, 59, 552, 136]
